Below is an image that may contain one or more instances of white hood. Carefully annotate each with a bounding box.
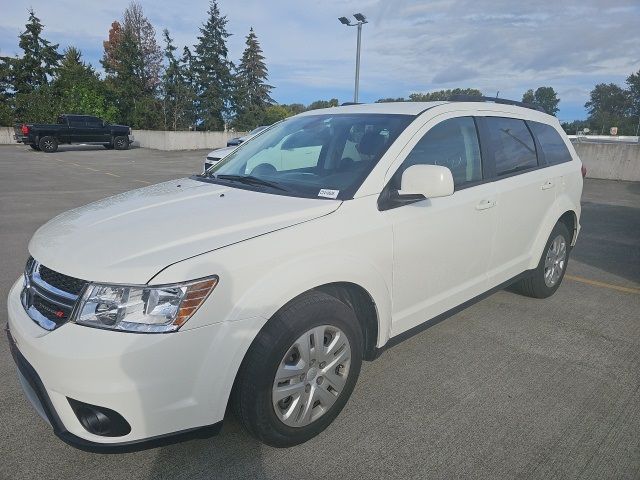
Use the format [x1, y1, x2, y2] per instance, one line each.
[29, 178, 340, 284]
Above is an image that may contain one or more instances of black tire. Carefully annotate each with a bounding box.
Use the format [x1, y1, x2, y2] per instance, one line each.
[232, 291, 363, 447]
[513, 222, 571, 298]
[29, 144, 40, 151]
[38, 136, 58, 153]
[113, 136, 129, 150]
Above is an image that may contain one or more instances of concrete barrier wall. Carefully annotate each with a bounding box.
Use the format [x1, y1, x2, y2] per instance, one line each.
[132, 129, 248, 151]
[0, 127, 14, 144]
[1, 126, 638, 180]
[0, 127, 248, 151]
[573, 142, 640, 182]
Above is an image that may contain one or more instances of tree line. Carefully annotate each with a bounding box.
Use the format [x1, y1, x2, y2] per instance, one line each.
[1, 3, 638, 135]
[0, 2, 338, 131]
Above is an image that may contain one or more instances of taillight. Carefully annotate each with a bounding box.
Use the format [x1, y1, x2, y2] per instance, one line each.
[581, 165, 587, 178]
[21, 124, 29, 135]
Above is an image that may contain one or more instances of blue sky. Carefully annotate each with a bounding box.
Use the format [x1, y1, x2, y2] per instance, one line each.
[1, 0, 639, 121]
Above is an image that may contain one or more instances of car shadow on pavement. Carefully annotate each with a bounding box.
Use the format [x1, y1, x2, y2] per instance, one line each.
[148, 415, 271, 480]
[571, 201, 640, 284]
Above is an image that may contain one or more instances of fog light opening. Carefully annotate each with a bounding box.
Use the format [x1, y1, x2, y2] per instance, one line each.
[68, 398, 131, 437]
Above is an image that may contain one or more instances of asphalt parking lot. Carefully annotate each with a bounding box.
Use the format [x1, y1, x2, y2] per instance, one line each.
[1, 144, 639, 479]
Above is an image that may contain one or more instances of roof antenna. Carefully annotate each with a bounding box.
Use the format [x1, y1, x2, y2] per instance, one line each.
[495, 91, 500, 99]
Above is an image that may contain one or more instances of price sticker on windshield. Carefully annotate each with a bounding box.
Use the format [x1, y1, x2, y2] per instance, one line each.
[318, 189, 339, 199]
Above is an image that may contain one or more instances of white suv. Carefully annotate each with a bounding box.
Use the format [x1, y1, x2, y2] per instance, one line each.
[7, 100, 583, 452]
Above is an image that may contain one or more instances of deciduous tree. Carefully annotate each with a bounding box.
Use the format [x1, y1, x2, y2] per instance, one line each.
[522, 86, 560, 115]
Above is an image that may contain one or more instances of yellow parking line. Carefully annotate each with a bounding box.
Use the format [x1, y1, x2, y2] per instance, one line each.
[104, 172, 120, 177]
[132, 179, 151, 184]
[86, 167, 100, 172]
[565, 274, 640, 295]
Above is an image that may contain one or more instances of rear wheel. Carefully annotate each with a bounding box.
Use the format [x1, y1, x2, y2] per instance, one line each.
[113, 136, 129, 150]
[514, 222, 571, 298]
[29, 144, 40, 151]
[232, 291, 363, 447]
[38, 136, 58, 153]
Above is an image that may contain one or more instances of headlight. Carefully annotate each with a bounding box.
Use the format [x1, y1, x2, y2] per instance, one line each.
[75, 277, 218, 333]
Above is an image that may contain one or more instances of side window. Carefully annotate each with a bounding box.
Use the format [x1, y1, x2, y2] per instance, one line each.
[398, 116, 482, 189]
[484, 117, 537, 176]
[67, 116, 85, 127]
[528, 121, 572, 165]
[86, 117, 103, 128]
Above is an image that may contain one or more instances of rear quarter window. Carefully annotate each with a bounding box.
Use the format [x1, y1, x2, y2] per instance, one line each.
[484, 117, 538, 176]
[528, 121, 573, 165]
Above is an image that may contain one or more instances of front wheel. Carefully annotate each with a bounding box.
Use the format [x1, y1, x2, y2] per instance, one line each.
[514, 222, 571, 298]
[232, 291, 363, 447]
[113, 136, 129, 150]
[38, 136, 58, 153]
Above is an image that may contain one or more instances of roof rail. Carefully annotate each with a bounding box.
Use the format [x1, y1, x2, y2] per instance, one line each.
[448, 95, 546, 113]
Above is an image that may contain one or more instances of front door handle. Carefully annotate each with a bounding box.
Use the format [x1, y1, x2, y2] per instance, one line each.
[476, 199, 496, 211]
[541, 180, 554, 190]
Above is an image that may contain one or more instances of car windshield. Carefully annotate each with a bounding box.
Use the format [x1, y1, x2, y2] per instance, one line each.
[250, 126, 267, 135]
[202, 113, 412, 200]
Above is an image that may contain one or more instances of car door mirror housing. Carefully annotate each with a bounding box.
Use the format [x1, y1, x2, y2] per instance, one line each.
[399, 164, 454, 199]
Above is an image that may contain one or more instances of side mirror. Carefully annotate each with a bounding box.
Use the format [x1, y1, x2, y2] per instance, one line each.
[400, 164, 454, 199]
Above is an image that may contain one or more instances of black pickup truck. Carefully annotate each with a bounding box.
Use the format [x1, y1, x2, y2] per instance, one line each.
[14, 114, 133, 153]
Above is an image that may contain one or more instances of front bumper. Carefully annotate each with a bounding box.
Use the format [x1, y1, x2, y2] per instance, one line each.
[6, 278, 262, 452]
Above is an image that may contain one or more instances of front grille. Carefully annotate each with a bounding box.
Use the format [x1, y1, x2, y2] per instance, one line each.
[22, 258, 87, 331]
[39, 264, 85, 295]
[32, 295, 72, 326]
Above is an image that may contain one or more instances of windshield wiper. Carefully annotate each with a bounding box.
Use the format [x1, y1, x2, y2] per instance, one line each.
[215, 174, 289, 192]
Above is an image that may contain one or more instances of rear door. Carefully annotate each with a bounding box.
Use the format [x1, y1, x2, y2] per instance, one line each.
[84, 116, 109, 142]
[477, 116, 556, 286]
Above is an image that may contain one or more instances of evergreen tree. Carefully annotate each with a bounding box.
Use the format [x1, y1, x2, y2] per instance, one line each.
[161, 30, 196, 130]
[192, 0, 233, 130]
[0, 57, 14, 125]
[12, 9, 62, 95]
[232, 28, 273, 130]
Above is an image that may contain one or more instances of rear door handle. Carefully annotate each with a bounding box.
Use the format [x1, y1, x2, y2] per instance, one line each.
[476, 199, 496, 211]
[541, 180, 554, 190]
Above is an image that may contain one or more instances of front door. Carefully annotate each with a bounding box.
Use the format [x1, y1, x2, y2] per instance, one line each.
[385, 115, 497, 336]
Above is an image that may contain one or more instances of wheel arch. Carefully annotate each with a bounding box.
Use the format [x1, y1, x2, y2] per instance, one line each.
[528, 195, 579, 270]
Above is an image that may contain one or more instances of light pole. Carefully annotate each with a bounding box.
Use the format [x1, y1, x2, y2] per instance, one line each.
[339, 13, 368, 103]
